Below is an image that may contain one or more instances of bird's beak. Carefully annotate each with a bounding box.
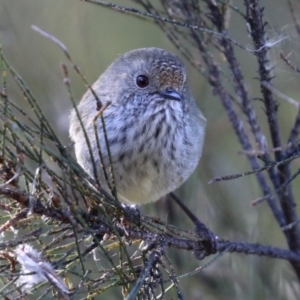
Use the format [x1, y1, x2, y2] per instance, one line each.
[160, 88, 182, 101]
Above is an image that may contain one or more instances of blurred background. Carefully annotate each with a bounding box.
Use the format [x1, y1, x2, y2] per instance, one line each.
[1, 0, 300, 299]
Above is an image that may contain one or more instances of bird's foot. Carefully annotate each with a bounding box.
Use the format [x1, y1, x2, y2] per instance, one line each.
[121, 203, 141, 225]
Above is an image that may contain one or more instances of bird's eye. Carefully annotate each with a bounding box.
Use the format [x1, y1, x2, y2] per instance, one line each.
[136, 75, 149, 88]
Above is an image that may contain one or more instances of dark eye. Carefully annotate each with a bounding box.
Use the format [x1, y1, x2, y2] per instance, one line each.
[136, 75, 149, 88]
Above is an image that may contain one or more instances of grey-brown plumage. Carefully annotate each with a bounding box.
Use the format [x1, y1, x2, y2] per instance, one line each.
[69, 48, 206, 204]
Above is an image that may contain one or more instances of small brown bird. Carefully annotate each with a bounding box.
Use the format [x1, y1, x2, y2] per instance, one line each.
[69, 48, 206, 204]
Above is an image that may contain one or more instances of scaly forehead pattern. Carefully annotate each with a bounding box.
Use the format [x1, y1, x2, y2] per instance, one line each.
[152, 59, 185, 90]
[92, 48, 187, 100]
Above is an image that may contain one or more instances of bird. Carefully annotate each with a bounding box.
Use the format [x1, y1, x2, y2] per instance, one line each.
[69, 47, 206, 205]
